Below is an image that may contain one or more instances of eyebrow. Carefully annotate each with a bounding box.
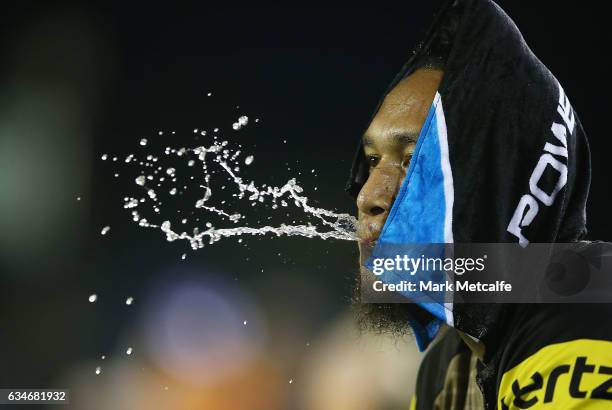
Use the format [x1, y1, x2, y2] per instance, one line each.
[362, 132, 419, 146]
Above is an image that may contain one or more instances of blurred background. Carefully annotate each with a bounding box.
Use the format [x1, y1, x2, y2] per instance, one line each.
[1, 3, 610, 409]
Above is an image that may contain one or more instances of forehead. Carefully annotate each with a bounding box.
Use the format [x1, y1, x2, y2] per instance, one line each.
[365, 69, 443, 145]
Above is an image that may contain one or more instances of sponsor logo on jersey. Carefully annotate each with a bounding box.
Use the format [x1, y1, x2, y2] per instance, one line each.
[498, 339, 612, 409]
[507, 83, 575, 246]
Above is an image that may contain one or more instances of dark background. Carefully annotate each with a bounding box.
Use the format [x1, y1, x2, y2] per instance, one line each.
[0, 2, 610, 409]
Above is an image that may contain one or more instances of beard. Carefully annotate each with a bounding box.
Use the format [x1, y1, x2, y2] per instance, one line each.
[352, 250, 435, 337]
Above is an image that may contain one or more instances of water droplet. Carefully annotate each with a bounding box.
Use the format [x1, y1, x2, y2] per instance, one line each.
[110, 131, 358, 249]
[95, 366, 102, 375]
[243, 320, 248, 325]
[289, 379, 293, 384]
[207, 92, 212, 97]
[140, 138, 148, 146]
[76, 196, 81, 201]
[88, 294, 97, 303]
[125, 297, 134, 305]
[126, 347, 133, 355]
[101, 226, 111, 235]
[101, 154, 108, 160]
[181, 253, 186, 260]
[124, 198, 139, 208]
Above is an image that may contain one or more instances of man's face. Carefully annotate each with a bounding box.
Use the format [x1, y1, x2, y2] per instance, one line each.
[354, 68, 443, 332]
[357, 68, 443, 259]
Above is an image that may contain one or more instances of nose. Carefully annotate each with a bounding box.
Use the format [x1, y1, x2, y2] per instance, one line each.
[357, 162, 402, 240]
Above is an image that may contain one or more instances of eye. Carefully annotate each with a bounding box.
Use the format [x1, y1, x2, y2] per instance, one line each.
[401, 154, 413, 169]
[366, 155, 380, 168]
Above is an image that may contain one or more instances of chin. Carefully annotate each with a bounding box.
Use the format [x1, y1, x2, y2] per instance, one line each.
[353, 247, 434, 338]
[357, 240, 376, 266]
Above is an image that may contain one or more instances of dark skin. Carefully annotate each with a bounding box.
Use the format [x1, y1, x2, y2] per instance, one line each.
[354, 68, 485, 356]
[354, 68, 444, 335]
[357, 68, 443, 257]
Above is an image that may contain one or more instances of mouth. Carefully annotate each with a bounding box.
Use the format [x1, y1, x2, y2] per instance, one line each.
[356, 219, 381, 248]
